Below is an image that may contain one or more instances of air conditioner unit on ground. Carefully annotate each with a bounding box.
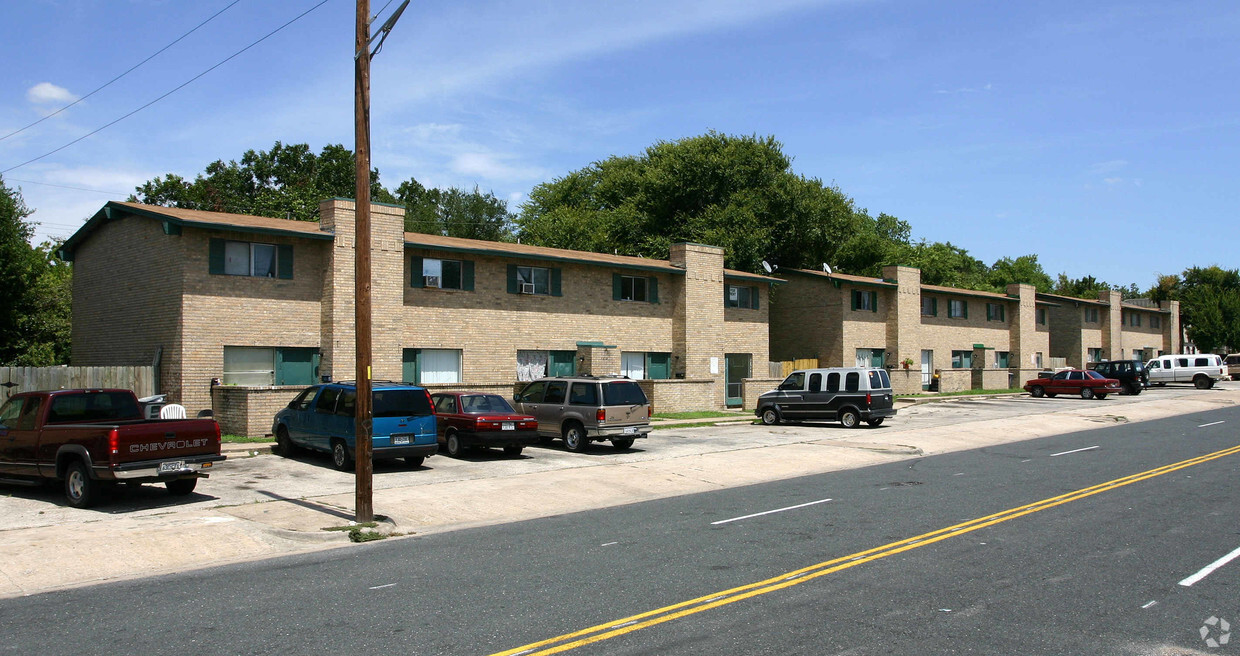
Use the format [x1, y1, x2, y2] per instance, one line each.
[520, 282, 536, 294]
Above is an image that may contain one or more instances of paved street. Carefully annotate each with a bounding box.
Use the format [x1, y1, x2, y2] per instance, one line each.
[1, 394, 1238, 655]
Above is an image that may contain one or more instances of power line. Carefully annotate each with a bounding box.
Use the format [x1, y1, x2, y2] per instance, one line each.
[0, 0, 243, 143]
[1, 0, 333, 175]
[6, 177, 131, 196]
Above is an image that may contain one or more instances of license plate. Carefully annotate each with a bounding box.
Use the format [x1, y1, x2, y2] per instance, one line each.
[159, 461, 185, 474]
[392, 434, 410, 445]
[623, 427, 638, 435]
[502, 422, 515, 431]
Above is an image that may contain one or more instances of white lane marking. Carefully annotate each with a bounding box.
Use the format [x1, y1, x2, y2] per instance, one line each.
[1142, 600, 1158, 609]
[711, 498, 833, 525]
[1179, 544, 1240, 587]
[369, 583, 397, 590]
[1020, 459, 1032, 463]
[601, 541, 618, 547]
[1050, 446, 1100, 457]
[1199, 421, 1225, 428]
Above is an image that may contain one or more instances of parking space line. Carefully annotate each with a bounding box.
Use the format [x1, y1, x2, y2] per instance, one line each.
[1179, 544, 1240, 587]
[1199, 421, 1225, 428]
[710, 498, 833, 525]
[1049, 446, 1100, 457]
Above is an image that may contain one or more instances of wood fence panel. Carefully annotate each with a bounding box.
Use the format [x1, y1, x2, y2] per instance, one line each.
[0, 366, 156, 403]
[779, 358, 820, 378]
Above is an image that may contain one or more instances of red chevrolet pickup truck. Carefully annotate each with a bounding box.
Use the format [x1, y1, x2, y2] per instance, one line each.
[0, 389, 225, 508]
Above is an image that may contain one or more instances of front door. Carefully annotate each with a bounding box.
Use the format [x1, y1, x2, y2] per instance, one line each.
[725, 354, 752, 408]
[921, 350, 933, 390]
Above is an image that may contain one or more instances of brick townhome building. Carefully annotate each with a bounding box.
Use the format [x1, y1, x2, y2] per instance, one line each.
[60, 199, 777, 435]
[769, 265, 1179, 394]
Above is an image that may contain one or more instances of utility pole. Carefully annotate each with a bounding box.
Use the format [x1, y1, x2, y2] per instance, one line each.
[353, 0, 408, 524]
[353, 0, 374, 523]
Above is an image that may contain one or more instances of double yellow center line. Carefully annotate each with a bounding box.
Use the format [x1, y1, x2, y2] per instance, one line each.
[491, 443, 1240, 656]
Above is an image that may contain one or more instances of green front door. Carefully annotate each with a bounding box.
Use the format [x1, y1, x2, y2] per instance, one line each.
[725, 353, 751, 407]
[275, 348, 319, 386]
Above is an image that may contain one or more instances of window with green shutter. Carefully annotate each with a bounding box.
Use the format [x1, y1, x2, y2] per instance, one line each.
[208, 238, 292, 279]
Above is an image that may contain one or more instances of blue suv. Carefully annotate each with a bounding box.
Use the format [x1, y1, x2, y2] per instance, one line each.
[272, 382, 438, 470]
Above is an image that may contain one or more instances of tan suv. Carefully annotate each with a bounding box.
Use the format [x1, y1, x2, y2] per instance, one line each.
[513, 376, 652, 452]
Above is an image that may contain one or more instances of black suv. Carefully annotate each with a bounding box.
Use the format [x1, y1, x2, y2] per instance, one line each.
[1089, 360, 1147, 395]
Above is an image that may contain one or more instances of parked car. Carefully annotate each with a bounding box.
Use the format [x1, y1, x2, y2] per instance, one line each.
[431, 392, 538, 457]
[1089, 360, 1147, 395]
[755, 367, 896, 428]
[512, 376, 651, 452]
[1225, 354, 1240, 381]
[1024, 370, 1121, 399]
[0, 389, 224, 508]
[1145, 354, 1228, 389]
[271, 382, 438, 470]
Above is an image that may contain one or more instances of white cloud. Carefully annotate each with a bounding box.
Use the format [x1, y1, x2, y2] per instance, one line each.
[935, 83, 993, 95]
[1103, 177, 1123, 185]
[450, 152, 547, 182]
[27, 82, 78, 105]
[1087, 159, 1128, 175]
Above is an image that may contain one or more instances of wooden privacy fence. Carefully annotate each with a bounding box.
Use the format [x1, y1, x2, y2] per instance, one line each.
[1, 366, 156, 403]
[776, 359, 820, 378]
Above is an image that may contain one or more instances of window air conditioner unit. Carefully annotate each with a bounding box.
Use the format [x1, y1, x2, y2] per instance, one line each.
[423, 275, 440, 288]
[520, 282, 536, 294]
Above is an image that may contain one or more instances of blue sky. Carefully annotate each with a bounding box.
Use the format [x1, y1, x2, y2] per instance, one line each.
[2, 0, 1236, 288]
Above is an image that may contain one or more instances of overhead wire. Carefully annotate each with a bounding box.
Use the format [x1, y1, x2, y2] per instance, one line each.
[0, 0, 244, 143]
[1, 0, 334, 175]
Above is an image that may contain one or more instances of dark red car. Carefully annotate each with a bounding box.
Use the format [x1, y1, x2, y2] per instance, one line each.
[430, 392, 539, 457]
[1024, 370, 1122, 400]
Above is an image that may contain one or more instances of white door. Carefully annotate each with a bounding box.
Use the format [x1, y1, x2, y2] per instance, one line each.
[921, 350, 933, 389]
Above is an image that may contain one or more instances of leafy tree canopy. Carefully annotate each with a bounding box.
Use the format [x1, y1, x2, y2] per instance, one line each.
[1148, 266, 1240, 352]
[0, 176, 71, 366]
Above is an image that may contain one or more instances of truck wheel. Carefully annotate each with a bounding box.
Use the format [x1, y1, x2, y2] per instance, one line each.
[405, 456, 425, 467]
[445, 432, 464, 458]
[610, 437, 634, 450]
[166, 478, 198, 496]
[1194, 375, 1210, 390]
[563, 422, 588, 452]
[1030, 386, 1045, 398]
[503, 445, 524, 456]
[866, 418, 884, 427]
[332, 440, 353, 471]
[760, 407, 780, 425]
[839, 409, 860, 429]
[275, 426, 297, 457]
[64, 460, 97, 509]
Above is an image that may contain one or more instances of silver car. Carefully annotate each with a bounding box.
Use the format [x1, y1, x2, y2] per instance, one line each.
[513, 376, 652, 452]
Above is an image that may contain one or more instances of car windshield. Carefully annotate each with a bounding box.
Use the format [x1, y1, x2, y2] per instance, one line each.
[1133, 361, 1145, 372]
[461, 394, 515, 414]
[373, 389, 433, 417]
[603, 381, 648, 406]
[1085, 370, 1106, 380]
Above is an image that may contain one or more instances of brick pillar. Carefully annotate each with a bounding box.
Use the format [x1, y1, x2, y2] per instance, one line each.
[1099, 290, 1124, 360]
[318, 198, 405, 382]
[670, 243, 726, 407]
[1163, 299, 1181, 354]
[1006, 283, 1037, 370]
[577, 345, 618, 376]
[882, 265, 921, 373]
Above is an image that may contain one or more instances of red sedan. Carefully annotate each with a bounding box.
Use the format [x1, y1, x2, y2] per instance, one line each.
[430, 392, 539, 457]
[1024, 370, 1122, 400]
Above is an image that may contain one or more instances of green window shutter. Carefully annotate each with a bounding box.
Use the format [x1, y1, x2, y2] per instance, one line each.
[986, 304, 993, 321]
[277, 244, 294, 279]
[613, 273, 622, 301]
[507, 264, 519, 294]
[851, 290, 859, 311]
[963, 301, 969, 319]
[751, 286, 759, 309]
[462, 260, 474, 291]
[932, 298, 938, 316]
[649, 276, 659, 304]
[410, 256, 424, 288]
[551, 267, 562, 297]
[869, 291, 877, 313]
[208, 238, 225, 275]
[402, 349, 417, 383]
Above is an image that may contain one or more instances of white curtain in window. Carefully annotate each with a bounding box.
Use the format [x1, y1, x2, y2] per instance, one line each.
[621, 352, 645, 379]
[517, 350, 547, 382]
[224, 241, 250, 275]
[855, 349, 872, 368]
[223, 347, 275, 385]
[419, 349, 461, 384]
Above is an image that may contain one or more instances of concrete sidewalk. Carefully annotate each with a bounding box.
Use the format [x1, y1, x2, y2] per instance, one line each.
[0, 390, 1236, 598]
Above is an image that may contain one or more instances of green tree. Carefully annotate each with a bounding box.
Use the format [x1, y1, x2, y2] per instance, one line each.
[1177, 266, 1240, 352]
[396, 180, 514, 241]
[0, 177, 71, 366]
[986, 255, 1054, 293]
[1052, 274, 1111, 299]
[131, 141, 396, 221]
[10, 241, 72, 366]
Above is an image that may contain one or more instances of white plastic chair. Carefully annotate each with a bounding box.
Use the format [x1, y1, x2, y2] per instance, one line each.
[159, 403, 187, 419]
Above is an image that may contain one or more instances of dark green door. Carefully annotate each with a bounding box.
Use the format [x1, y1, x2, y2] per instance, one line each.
[275, 348, 320, 385]
[725, 353, 751, 407]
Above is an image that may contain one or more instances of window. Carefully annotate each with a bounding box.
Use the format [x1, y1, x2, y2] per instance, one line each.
[726, 284, 760, 309]
[516, 381, 547, 403]
[544, 381, 567, 404]
[315, 387, 342, 414]
[1150, 315, 1161, 329]
[852, 290, 877, 312]
[516, 350, 576, 381]
[209, 239, 291, 279]
[412, 257, 473, 290]
[779, 372, 805, 390]
[569, 383, 598, 406]
[826, 373, 840, 392]
[621, 352, 671, 380]
[1195, 357, 1210, 367]
[434, 395, 458, 414]
[17, 397, 42, 430]
[921, 296, 937, 317]
[1084, 307, 1099, 323]
[403, 348, 462, 384]
[1127, 312, 1142, 327]
[951, 350, 973, 368]
[0, 397, 23, 427]
[1037, 308, 1047, 325]
[223, 347, 320, 386]
[1035, 352, 1044, 368]
[949, 299, 968, 319]
[844, 372, 860, 392]
[986, 303, 1006, 322]
[289, 387, 317, 412]
[614, 274, 659, 303]
[995, 351, 1010, 368]
[507, 265, 560, 296]
[856, 348, 884, 368]
[603, 381, 648, 405]
[1088, 348, 1104, 363]
[869, 370, 890, 389]
[808, 373, 823, 392]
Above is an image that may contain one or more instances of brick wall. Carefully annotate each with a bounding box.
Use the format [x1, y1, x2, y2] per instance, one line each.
[211, 385, 303, 437]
